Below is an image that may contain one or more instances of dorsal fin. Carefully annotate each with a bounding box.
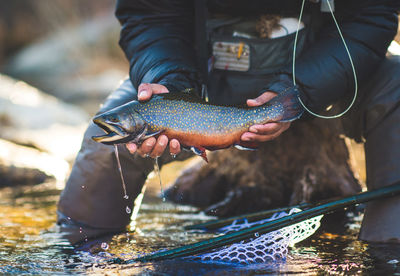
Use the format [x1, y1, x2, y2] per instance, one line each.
[181, 88, 203, 100]
[182, 88, 198, 95]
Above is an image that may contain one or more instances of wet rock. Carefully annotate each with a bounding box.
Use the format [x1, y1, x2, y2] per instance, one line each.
[0, 74, 88, 161]
[0, 164, 49, 187]
[165, 119, 362, 217]
[0, 138, 69, 186]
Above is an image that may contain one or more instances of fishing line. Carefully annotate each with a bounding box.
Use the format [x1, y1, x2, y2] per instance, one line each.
[292, 0, 358, 119]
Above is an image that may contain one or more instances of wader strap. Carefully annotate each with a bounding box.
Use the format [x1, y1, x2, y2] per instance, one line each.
[195, 0, 209, 100]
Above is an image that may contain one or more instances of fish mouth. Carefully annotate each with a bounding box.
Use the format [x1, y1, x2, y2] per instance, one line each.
[92, 117, 149, 145]
[92, 118, 130, 144]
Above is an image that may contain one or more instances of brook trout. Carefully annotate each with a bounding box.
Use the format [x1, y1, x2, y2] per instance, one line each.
[92, 88, 303, 161]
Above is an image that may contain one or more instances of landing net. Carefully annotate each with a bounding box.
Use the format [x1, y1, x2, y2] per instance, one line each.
[192, 208, 323, 264]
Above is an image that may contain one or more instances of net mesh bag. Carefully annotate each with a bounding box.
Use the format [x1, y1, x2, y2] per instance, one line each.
[193, 208, 323, 264]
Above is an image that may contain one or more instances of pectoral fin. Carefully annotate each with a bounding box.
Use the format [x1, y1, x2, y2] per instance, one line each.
[143, 130, 162, 139]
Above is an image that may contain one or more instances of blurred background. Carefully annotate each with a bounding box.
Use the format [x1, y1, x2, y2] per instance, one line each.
[0, 0, 129, 187]
[0, 0, 127, 112]
[0, 2, 135, 272]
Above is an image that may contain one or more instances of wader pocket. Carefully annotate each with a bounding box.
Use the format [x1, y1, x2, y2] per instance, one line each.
[208, 18, 308, 105]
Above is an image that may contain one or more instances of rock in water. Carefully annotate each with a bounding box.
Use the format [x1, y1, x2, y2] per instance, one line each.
[0, 138, 69, 186]
[0, 74, 88, 161]
[165, 119, 362, 217]
[0, 164, 49, 188]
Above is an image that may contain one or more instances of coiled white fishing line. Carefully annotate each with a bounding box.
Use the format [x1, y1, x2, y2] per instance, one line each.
[293, 0, 358, 119]
[193, 208, 323, 264]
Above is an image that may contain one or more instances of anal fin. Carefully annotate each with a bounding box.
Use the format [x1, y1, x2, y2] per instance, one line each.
[234, 142, 259, 151]
[190, 146, 208, 163]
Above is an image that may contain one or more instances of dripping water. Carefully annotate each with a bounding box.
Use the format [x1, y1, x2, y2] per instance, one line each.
[154, 157, 166, 202]
[114, 145, 129, 200]
[114, 145, 131, 214]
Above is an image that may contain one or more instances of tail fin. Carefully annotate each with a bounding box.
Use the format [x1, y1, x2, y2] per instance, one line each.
[270, 87, 304, 122]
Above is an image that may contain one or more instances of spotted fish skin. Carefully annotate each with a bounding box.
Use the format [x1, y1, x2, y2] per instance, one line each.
[137, 95, 284, 136]
[92, 88, 303, 159]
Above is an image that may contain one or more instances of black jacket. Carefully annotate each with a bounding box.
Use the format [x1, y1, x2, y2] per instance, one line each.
[115, 0, 399, 111]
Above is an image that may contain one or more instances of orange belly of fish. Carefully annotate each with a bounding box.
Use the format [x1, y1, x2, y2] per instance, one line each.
[163, 129, 245, 150]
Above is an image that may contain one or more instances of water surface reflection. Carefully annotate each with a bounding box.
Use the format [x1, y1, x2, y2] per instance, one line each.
[1, 179, 400, 275]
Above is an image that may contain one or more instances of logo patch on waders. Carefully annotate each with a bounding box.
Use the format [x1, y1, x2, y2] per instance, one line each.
[212, 42, 250, 72]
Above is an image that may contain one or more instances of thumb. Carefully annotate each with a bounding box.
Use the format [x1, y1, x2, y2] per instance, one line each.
[150, 83, 169, 94]
[138, 83, 169, 101]
[247, 92, 277, 107]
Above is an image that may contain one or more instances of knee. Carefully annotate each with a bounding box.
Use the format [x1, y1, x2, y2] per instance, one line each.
[363, 57, 400, 133]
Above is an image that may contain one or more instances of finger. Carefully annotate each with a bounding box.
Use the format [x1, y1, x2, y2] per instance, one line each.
[241, 124, 290, 143]
[249, 122, 290, 135]
[126, 142, 137, 154]
[248, 123, 280, 135]
[138, 83, 153, 101]
[138, 83, 169, 101]
[169, 139, 181, 156]
[150, 135, 168, 158]
[246, 92, 277, 107]
[137, 137, 156, 157]
[241, 132, 280, 143]
[150, 83, 169, 94]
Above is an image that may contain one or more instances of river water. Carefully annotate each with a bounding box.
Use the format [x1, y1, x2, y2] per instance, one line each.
[1, 175, 400, 275]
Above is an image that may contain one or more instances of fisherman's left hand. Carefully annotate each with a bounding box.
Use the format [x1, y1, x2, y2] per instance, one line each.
[241, 92, 291, 143]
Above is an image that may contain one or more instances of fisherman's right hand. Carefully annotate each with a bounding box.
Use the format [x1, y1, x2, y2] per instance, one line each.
[125, 83, 181, 158]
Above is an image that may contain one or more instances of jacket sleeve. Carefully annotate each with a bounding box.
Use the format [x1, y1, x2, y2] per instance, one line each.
[115, 0, 201, 93]
[266, 0, 399, 112]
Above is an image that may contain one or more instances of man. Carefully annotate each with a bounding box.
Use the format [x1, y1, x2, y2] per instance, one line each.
[58, 0, 400, 244]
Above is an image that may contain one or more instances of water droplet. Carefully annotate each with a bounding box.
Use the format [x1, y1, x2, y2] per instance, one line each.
[126, 206, 131, 214]
[101, 242, 109, 250]
[123, 195, 129, 200]
[254, 232, 260, 237]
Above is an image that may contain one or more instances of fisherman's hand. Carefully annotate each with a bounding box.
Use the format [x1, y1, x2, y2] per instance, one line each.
[125, 83, 181, 158]
[241, 92, 291, 143]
